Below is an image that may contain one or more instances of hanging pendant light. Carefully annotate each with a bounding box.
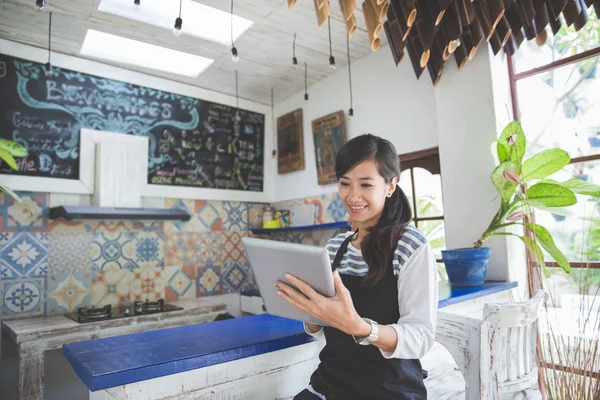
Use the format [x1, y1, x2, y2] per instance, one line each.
[304, 62, 309, 103]
[173, 0, 183, 37]
[133, 0, 141, 10]
[45, 12, 53, 77]
[35, 0, 45, 11]
[230, 0, 239, 62]
[292, 33, 298, 68]
[328, 16, 336, 69]
[347, 33, 353, 119]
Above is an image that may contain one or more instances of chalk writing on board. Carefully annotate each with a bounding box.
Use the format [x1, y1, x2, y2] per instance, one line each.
[0, 54, 264, 191]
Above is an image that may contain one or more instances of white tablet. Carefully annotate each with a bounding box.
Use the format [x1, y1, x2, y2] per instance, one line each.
[241, 237, 336, 326]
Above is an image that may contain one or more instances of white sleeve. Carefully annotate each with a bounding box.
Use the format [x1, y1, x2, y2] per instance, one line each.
[303, 322, 325, 340]
[379, 243, 438, 360]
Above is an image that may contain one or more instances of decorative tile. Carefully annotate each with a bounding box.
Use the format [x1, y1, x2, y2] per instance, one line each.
[48, 233, 92, 279]
[164, 232, 199, 267]
[90, 232, 137, 271]
[220, 232, 250, 263]
[326, 193, 347, 222]
[91, 264, 135, 307]
[196, 201, 222, 231]
[2, 278, 46, 319]
[196, 232, 221, 263]
[46, 219, 87, 233]
[196, 261, 223, 296]
[162, 265, 195, 300]
[85, 221, 134, 233]
[135, 232, 164, 266]
[222, 261, 252, 293]
[129, 263, 166, 302]
[221, 201, 248, 232]
[47, 271, 92, 314]
[132, 221, 164, 232]
[164, 199, 201, 233]
[1, 233, 48, 279]
[0, 192, 47, 232]
[305, 229, 339, 247]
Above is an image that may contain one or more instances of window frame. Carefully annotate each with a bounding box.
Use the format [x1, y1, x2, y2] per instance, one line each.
[508, 49, 600, 272]
[399, 147, 444, 263]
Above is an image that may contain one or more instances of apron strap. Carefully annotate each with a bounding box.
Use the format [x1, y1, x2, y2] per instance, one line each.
[332, 229, 358, 271]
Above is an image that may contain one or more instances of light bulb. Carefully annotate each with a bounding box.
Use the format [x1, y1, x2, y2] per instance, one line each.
[35, 0, 44, 10]
[329, 56, 336, 70]
[231, 47, 239, 62]
[44, 62, 53, 77]
[304, 93, 309, 103]
[133, 0, 141, 10]
[348, 108, 354, 120]
[292, 57, 298, 68]
[173, 17, 183, 36]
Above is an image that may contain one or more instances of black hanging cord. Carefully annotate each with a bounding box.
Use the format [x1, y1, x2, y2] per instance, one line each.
[271, 88, 276, 156]
[347, 33, 353, 111]
[293, 33, 296, 59]
[304, 62, 307, 93]
[230, 0, 234, 47]
[328, 17, 333, 59]
[47, 12, 52, 64]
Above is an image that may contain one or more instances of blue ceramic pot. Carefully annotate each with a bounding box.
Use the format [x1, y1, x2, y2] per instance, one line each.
[441, 247, 491, 287]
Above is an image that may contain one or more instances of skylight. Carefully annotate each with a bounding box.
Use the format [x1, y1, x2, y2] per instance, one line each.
[97, 0, 254, 46]
[80, 30, 214, 77]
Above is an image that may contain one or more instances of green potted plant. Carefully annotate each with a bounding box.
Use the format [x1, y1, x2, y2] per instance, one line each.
[0, 138, 28, 204]
[442, 121, 600, 287]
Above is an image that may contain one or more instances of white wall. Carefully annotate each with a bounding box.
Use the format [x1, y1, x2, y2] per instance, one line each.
[274, 44, 439, 202]
[0, 39, 276, 203]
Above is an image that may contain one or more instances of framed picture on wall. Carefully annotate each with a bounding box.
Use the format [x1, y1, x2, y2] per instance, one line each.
[312, 110, 346, 185]
[277, 108, 305, 174]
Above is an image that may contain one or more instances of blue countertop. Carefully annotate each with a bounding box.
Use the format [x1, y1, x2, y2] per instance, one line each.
[64, 280, 516, 391]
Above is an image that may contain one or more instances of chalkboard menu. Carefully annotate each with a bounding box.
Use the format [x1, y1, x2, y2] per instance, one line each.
[0, 54, 264, 192]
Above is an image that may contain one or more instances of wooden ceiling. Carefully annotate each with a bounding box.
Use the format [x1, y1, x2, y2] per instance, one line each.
[0, 0, 387, 105]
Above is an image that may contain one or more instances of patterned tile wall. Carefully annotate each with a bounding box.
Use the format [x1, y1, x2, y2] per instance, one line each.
[0, 191, 346, 321]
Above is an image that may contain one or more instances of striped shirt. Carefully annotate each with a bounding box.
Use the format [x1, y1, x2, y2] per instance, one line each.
[305, 225, 439, 361]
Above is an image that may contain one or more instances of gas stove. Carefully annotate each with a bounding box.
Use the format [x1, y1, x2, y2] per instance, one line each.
[64, 299, 183, 323]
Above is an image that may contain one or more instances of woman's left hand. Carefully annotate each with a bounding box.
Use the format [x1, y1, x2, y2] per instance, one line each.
[276, 270, 367, 336]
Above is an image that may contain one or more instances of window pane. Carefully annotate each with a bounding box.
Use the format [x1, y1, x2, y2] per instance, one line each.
[437, 262, 448, 281]
[517, 55, 600, 158]
[534, 161, 600, 263]
[418, 219, 446, 260]
[399, 169, 414, 216]
[413, 167, 444, 217]
[512, 10, 599, 74]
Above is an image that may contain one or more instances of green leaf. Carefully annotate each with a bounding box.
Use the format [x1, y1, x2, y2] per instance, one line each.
[519, 235, 545, 267]
[497, 122, 526, 164]
[541, 178, 600, 197]
[0, 139, 27, 157]
[0, 184, 23, 204]
[521, 149, 570, 182]
[491, 161, 518, 202]
[525, 223, 571, 273]
[0, 148, 18, 170]
[526, 182, 577, 207]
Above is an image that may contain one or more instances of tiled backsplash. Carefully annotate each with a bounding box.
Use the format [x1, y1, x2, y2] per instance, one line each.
[0, 191, 347, 321]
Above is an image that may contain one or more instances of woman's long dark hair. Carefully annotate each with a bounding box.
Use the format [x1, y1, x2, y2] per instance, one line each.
[336, 134, 412, 289]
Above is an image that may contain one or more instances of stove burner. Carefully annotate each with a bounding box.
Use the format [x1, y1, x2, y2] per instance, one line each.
[76, 305, 112, 322]
[134, 299, 165, 314]
[64, 299, 183, 324]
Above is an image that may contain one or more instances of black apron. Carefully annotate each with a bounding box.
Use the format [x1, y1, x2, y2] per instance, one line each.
[308, 233, 427, 400]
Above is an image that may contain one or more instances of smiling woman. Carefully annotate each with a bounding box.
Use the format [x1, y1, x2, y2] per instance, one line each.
[276, 134, 438, 400]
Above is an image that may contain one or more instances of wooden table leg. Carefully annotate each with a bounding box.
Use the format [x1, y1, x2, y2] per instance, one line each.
[17, 344, 44, 400]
